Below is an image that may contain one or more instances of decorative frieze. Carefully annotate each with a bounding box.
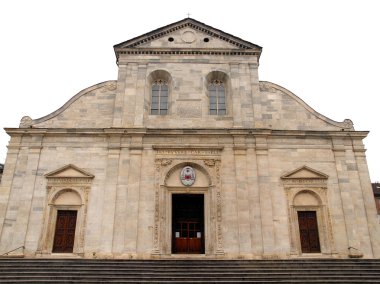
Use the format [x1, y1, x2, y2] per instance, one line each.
[154, 148, 223, 156]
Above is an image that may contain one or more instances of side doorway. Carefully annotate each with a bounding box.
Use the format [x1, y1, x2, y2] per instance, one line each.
[52, 210, 78, 253]
[298, 211, 321, 253]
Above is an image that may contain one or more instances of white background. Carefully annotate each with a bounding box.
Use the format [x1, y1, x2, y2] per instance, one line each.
[0, 0, 379, 181]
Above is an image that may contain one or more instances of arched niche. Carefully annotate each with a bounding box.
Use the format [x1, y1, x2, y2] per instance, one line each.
[52, 189, 82, 206]
[293, 190, 321, 207]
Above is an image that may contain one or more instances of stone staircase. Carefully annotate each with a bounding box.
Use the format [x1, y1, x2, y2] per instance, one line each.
[0, 258, 380, 283]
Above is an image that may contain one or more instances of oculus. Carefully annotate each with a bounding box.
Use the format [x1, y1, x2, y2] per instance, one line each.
[180, 166, 196, 186]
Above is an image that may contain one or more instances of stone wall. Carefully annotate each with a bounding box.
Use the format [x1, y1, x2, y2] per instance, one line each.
[0, 128, 378, 259]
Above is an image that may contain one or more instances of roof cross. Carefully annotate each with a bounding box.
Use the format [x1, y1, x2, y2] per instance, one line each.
[187, 12, 191, 18]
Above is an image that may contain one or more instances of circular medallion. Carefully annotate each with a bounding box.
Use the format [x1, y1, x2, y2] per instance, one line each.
[180, 166, 196, 186]
[181, 30, 196, 43]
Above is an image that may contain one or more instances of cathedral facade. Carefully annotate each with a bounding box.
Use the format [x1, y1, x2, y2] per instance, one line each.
[0, 18, 379, 259]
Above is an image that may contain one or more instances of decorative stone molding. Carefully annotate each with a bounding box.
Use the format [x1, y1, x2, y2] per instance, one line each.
[100, 81, 117, 92]
[281, 166, 335, 257]
[19, 116, 33, 128]
[114, 18, 262, 51]
[153, 146, 223, 157]
[281, 166, 329, 188]
[37, 165, 94, 257]
[152, 146, 224, 256]
[204, 159, 216, 167]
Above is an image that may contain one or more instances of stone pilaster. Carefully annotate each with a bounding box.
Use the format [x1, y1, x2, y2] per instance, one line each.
[352, 137, 380, 257]
[249, 63, 263, 128]
[232, 134, 252, 255]
[136, 147, 155, 255]
[134, 64, 147, 127]
[123, 135, 143, 253]
[11, 135, 43, 254]
[255, 135, 275, 257]
[230, 63, 242, 128]
[332, 137, 362, 257]
[112, 145, 130, 255]
[246, 135, 263, 256]
[99, 133, 121, 256]
[112, 64, 128, 127]
[121, 63, 139, 127]
[220, 145, 239, 254]
[0, 135, 22, 242]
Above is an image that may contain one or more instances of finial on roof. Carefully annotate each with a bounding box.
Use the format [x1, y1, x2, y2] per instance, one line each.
[187, 12, 191, 18]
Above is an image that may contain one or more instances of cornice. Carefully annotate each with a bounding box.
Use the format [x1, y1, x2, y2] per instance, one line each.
[114, 18, 262, 62]
[114, 18, 261, 51]
[3, 127, 369, 139]
[115, 49, 260, 57]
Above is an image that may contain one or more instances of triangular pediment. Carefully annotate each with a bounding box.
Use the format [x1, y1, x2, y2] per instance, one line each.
[281, 166, 329, 179]
[45, 164, 94, 178]
[114, 18, 262, 53]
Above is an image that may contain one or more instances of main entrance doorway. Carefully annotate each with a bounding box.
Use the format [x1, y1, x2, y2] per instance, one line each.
[298, 211, 321, 253]
[172, 194, 204, 254]
[52, 210, 77, 253]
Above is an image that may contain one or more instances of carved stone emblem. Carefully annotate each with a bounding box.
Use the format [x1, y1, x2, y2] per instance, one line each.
[180, 166, 196, 186]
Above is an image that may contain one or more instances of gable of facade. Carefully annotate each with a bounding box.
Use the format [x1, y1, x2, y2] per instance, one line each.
[0, 18, 378, 260]
[19, 18, 352, 132]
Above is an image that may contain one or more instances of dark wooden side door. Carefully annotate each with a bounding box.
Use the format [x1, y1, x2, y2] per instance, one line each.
[52, 210, 77, 253]
[298, 211, 321, 253]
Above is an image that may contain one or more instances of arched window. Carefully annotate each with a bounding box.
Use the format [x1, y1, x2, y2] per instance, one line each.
[209, 80, 226, 115]
[151, 79, 168, 115]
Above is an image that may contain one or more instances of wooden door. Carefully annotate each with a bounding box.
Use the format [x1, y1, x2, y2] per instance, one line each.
[298, 211, 321, 253]
[173, 221, 202, 253]
[52, 210, 77, 253]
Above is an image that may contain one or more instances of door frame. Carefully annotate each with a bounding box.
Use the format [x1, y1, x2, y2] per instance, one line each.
[171, 193, 205, 254]
[152, 158, 224, 257]
[166, 188, 210, 255]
